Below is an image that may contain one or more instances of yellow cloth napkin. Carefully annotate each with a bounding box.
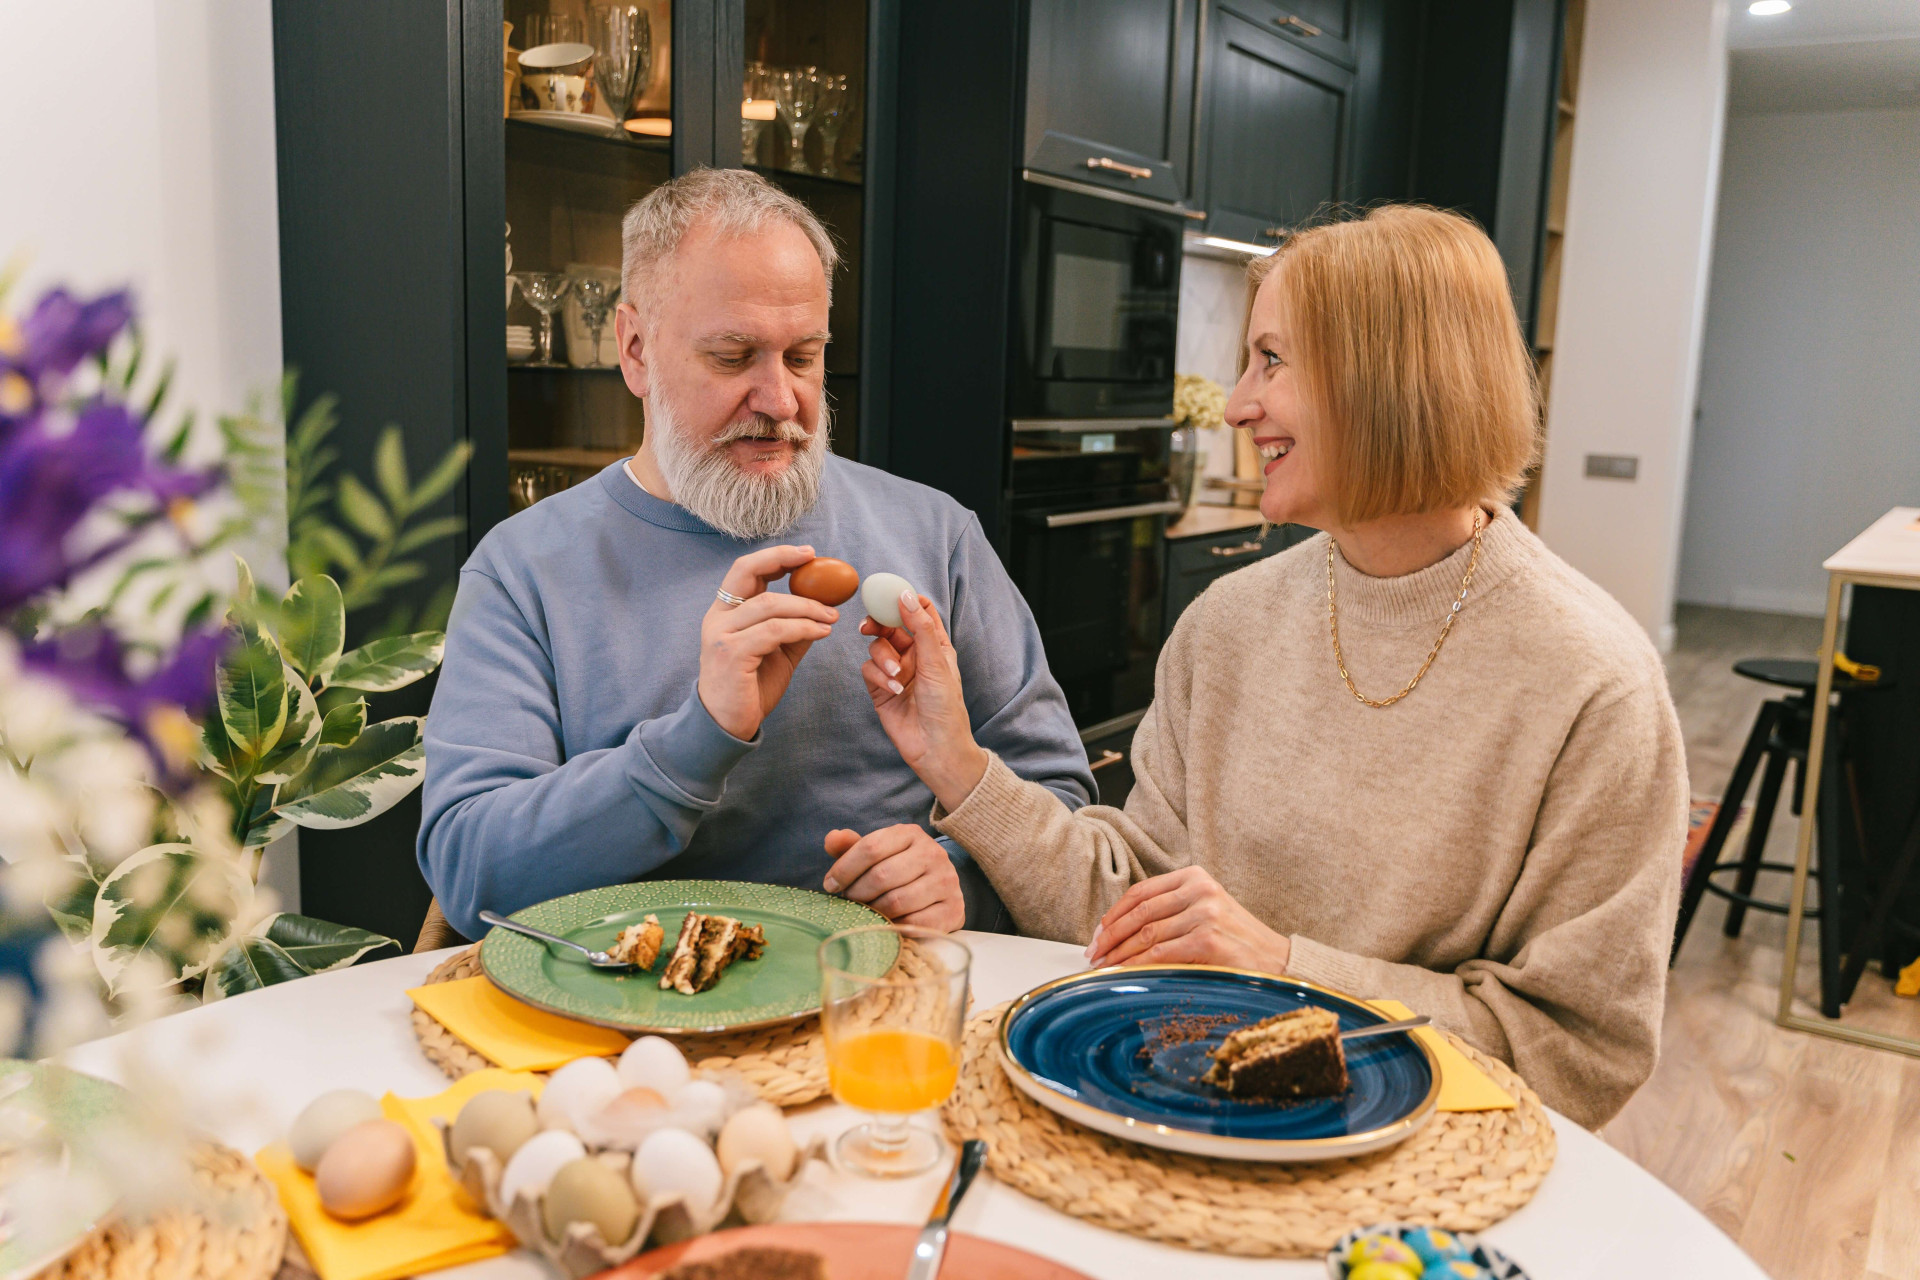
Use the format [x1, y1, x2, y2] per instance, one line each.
[257, 1068, 540, 1280]
[1367, 999, 1515, 1112]
[408, 974, 631, 1070]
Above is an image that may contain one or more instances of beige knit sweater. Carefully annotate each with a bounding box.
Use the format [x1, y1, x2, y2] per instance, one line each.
[937, 507, 1687, 1128]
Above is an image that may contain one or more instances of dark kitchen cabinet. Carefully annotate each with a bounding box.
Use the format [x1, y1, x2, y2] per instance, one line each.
[1024, 0, 1205, 207]
[1162, 521, 1297, 639]
[1198, 5, 1356, 245]
[1219, 0, 1357, 68]
[1082, 717, 1142, 810]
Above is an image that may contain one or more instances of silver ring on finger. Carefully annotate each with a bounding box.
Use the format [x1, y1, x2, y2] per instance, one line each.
[715, 587, 748, 608]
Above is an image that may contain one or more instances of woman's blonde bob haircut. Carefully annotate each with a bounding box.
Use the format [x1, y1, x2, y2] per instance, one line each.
[1250, 205, 1539, 525]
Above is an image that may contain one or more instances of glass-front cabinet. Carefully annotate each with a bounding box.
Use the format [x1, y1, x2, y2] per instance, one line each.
[498, 0, 870, 515]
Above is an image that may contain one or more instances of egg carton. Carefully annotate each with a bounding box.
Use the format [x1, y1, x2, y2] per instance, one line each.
[441, 1125, 827, 1279]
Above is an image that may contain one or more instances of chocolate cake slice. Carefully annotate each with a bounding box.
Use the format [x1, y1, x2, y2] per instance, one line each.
[661, 1246, 829, 1280]
[659, 913, 769, 995]
[607, 914, 664, 970]
[1202, 1007, 1349, 1099]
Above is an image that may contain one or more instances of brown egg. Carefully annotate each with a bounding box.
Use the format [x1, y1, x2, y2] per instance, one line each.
[789, 557, 860, 606]
[597, 1086, 669, 1125]
[315, 1118, 417, 1221]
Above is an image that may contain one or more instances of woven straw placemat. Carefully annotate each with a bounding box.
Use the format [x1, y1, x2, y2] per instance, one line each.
[411, 946, 829, 1107]
[941, 1002, 1557, 1259]
[45, 1140, 287, 1280]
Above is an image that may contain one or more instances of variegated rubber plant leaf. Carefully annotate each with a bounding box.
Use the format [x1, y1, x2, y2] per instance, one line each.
[252, 666, 321, 786]
[274, 717, 425, 829]
[206, 936, 308, 999]
[89, 844, 253, 994]
[276, 574, 346, 684]
[206, 912, 398, 999]
[324, 631, 446, 694]
[316, 685, 367, 748]
[217, 615, 287, 764]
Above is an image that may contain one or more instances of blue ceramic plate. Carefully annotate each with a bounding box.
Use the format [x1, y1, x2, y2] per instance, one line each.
[997, 966, 1440, 1162]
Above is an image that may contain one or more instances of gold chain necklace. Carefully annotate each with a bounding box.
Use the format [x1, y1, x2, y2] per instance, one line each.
[1326, 510, 1484, 709]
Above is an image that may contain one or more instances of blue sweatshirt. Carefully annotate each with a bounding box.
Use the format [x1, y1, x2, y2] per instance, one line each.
[417, 458, 1093, 939]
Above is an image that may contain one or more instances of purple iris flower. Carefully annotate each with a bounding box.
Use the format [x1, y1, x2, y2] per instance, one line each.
[20, 624, 226, 778]
[6, 288, 133, 387]
[0, 400, 220, 615]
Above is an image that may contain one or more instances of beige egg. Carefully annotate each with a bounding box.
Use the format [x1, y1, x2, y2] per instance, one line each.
[315, 1119, 417, 1221]
[288, 1089, 383, 1173]
[715, 1102, 798, 1181]
[450, 1089, 540, 1170]
[542, 1155, 640, 1246]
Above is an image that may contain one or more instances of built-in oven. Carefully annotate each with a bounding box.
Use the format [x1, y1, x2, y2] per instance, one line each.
[1011, 174, 1187, 422]
[1008, 423, 1181, 728]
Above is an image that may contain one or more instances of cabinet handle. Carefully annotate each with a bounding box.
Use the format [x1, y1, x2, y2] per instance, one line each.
[1209, 539, 1266, 558]
[1087, 156, 1153, 180]
[1262, 226, 1289, 239]
[1090, 749, 1126, 772]
[1272, 13, 1324, 36]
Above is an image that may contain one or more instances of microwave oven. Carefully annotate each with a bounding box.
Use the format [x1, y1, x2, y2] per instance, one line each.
[1009, 175, 1187, 423]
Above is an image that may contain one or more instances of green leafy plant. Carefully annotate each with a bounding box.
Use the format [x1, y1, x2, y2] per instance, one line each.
[282, 377, 472, 638]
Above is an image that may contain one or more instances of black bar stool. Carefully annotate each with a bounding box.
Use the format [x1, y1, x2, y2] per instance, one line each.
[1671, 659, 1886, 1018]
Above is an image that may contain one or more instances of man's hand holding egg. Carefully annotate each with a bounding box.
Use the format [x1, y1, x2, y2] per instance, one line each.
[697, 545, 842, 741]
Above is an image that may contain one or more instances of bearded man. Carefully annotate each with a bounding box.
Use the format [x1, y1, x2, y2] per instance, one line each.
[418, 169, 1092, 941]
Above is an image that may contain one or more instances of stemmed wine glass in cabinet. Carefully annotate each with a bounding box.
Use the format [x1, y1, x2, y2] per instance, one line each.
[514, 271, 571, 367]
[572, 277, 615, 368]
[774, 67, 822, 174]
[813, 75, 850, 178]
[742, 61, 776, 165]
[589, 4, 651, 133]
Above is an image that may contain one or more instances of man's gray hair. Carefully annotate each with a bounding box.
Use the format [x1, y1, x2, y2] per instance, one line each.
[620, 168, 839, 325]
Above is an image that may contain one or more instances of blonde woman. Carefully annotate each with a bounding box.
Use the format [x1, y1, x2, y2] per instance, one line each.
[839, 206, 1687, 1127]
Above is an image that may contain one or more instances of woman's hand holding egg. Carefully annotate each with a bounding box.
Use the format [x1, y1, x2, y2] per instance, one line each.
[858, 587, 987, 813]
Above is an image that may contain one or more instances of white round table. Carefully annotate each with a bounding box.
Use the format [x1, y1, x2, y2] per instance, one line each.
[62, 932, 1762, 1280]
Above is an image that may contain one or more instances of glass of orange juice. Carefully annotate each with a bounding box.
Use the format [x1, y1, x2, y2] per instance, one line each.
[818, 925, 971, 1178]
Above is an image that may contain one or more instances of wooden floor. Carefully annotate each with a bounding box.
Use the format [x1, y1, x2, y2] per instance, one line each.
[1603, 605, 1920, 1280]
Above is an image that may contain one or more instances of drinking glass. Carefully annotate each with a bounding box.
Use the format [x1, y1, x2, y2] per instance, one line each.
[773, 68, 822, 174]
[813, 74, 849, 178]
[572, 276, 615, 367]
[515, 271, 572, 367]
[741, 61, 776, 164]
[819, 926, 970, 1178]
[588, 4, 651, 131]
[521, 13, 584, 48]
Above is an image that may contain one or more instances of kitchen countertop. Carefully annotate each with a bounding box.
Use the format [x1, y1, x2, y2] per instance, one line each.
[1165, 504, 1270, 540]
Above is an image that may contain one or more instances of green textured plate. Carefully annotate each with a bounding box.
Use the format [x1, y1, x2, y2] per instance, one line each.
[479, 880, 897, 1033]
[0, 1060, 132, 1280]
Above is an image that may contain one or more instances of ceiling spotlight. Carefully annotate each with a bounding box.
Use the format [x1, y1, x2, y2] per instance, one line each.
[1748, 1, 1791, 14]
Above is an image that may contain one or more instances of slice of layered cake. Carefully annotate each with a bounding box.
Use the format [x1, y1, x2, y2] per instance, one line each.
[606, 914, 665, 970]
[1202, 1007, 1349, 1100]
[661, 1246, 828, 1280]
[659, 913, 770, 995]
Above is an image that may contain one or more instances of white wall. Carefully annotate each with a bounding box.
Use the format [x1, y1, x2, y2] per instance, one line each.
[0, 0, 296, 909]
[1177, 252, 1252, 497]
[1677, 107, 1920, 616]
[1537, 0, 1731, 651]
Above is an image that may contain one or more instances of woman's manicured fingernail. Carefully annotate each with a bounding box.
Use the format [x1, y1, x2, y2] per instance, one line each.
[884, 660, 901, 677]
[1084, 923, 1103, 959]
[887, 679, 904, 695]
[899, 590, 920, 613]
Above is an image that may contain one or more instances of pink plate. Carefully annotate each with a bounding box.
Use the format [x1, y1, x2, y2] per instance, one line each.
[591, 1221, 1096, 1279]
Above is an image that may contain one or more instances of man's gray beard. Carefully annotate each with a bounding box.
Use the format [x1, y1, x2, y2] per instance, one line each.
[647, 385, 830, 540]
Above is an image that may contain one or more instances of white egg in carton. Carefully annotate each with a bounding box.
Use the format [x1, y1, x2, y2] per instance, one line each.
[436, 1037, 825, 1279]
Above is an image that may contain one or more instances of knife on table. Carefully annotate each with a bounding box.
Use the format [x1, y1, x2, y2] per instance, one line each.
[906, 1139, 988, 1280]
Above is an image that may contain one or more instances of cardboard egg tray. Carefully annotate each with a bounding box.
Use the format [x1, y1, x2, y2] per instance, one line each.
[440, 1123, 827, 1278]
